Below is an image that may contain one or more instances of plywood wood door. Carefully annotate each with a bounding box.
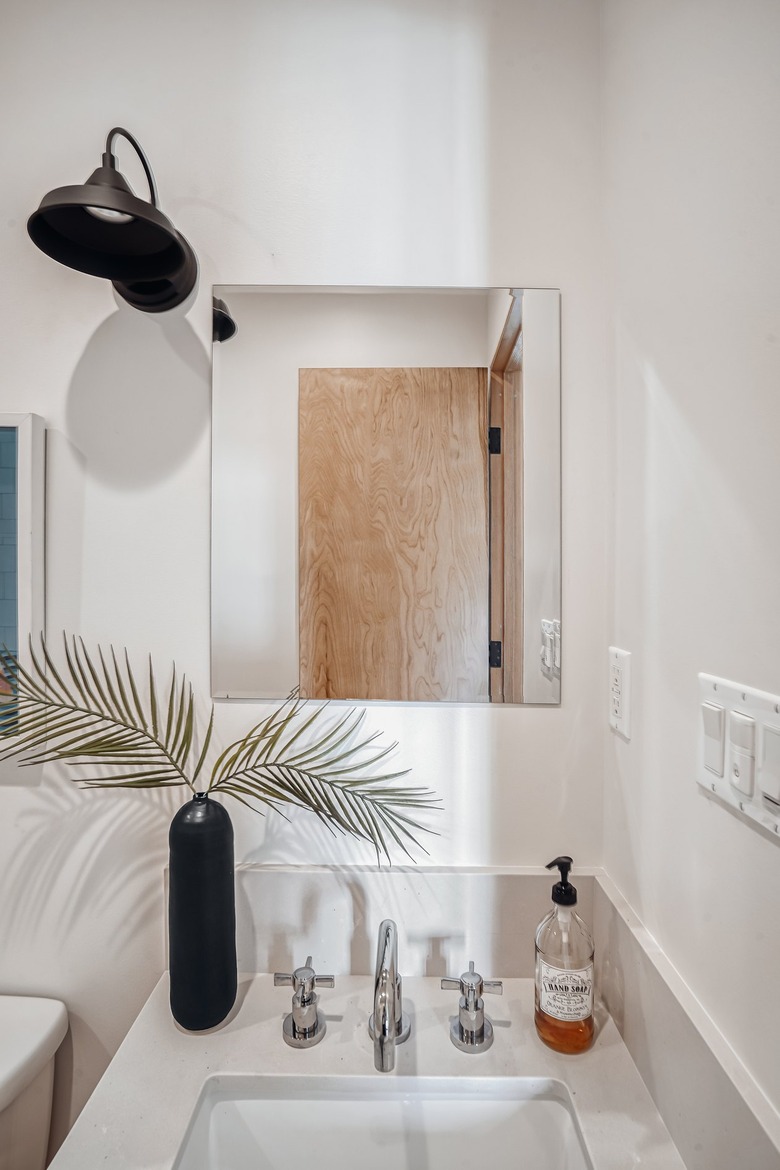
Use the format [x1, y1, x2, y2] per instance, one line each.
[299, 367, 489, 701]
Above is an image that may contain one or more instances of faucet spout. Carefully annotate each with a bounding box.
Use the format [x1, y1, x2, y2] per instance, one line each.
[369, 919, 410, 1071]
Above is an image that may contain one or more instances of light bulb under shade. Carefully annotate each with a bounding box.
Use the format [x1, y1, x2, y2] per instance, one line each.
[85, 206, 135, 224]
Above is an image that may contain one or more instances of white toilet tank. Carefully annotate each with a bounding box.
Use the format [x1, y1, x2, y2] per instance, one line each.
[0, 996, 68, 1170]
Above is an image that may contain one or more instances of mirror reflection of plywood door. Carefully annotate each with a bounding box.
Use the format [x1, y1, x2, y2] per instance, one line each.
[299, 367, 489, 702]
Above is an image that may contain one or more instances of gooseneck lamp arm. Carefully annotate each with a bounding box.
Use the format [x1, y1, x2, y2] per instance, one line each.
[103, 127, 159, 209]
[27, 126, 198, 314]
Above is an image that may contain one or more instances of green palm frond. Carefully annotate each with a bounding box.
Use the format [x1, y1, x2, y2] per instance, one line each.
[209, 691, 439, 863]
[0, 635, 200, 791]
[0, 635, 439, 863]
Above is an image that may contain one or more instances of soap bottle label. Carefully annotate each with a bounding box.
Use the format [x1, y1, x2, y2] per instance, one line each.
[537, 959, 593, 1021]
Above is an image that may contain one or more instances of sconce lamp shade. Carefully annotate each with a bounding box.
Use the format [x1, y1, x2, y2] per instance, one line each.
[27, 128, 198, 313]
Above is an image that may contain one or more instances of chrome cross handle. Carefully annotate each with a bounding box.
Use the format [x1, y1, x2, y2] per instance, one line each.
[441, 961, 503, 1053]
[274, 957, 335, 1048]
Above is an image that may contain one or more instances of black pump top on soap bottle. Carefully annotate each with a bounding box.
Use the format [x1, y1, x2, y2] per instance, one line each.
[546, 856, 577, 906]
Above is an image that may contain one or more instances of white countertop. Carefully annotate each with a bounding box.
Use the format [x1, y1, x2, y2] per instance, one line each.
[49, 975, 686, 1169]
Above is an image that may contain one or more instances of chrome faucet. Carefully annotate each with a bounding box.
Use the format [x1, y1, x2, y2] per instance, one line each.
[368, 919, 411, 1071]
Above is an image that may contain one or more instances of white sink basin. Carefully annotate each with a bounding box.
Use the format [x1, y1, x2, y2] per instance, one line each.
[173, 1074, 594, 1170]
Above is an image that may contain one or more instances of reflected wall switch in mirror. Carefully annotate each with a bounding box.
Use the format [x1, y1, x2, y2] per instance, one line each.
[540, 620, 555, 676]
[608, 647, 631, 739]
[540, 619, 561, 681]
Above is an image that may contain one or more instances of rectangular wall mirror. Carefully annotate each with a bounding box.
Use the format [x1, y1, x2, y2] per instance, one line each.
[211, 286, 560, 705]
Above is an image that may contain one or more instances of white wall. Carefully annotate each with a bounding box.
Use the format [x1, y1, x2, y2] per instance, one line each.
[601, 0, 780, 1122]
[0, 0, 607, 1150]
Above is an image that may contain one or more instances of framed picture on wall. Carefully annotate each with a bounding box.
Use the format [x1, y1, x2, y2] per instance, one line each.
[0, 414, 45, 738]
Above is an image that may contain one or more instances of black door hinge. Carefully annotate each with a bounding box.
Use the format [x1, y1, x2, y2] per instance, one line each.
[488, 427, 501, 455]
[489, 640, 502, 668]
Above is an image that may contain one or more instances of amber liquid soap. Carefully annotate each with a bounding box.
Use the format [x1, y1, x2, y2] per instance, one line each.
[534, 856, 595, 1055]
[534, 1000, 594, 1054]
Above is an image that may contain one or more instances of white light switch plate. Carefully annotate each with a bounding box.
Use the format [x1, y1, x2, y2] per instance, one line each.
[609, 647, 631, 739]
[698, 674, 780, 840]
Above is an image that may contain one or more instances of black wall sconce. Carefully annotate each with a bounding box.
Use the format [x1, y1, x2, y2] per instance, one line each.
[27, 127, 198, 313]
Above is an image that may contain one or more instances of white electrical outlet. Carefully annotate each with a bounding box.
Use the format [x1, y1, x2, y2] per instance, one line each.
[609, 647, 631, 739]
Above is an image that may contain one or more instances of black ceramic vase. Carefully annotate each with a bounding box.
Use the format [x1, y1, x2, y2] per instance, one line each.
[168, 793, 237, 1030]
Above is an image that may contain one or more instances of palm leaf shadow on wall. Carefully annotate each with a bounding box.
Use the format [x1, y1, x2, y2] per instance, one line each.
[0, 635, 440, 1029]
[0, 778, 175, 951]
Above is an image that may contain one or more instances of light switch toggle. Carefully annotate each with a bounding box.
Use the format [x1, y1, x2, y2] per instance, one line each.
[701, 701, 725, 776]
[728, 711, 755, 797]
[759, 726, 780, 807]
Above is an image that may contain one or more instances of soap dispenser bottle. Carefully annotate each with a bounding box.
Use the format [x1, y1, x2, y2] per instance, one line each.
[534, 856, 594, 1053]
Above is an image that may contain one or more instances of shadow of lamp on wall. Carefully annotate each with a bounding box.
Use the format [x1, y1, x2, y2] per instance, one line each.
[25, 126, 234, 484]
[26, 127, 198, 314]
